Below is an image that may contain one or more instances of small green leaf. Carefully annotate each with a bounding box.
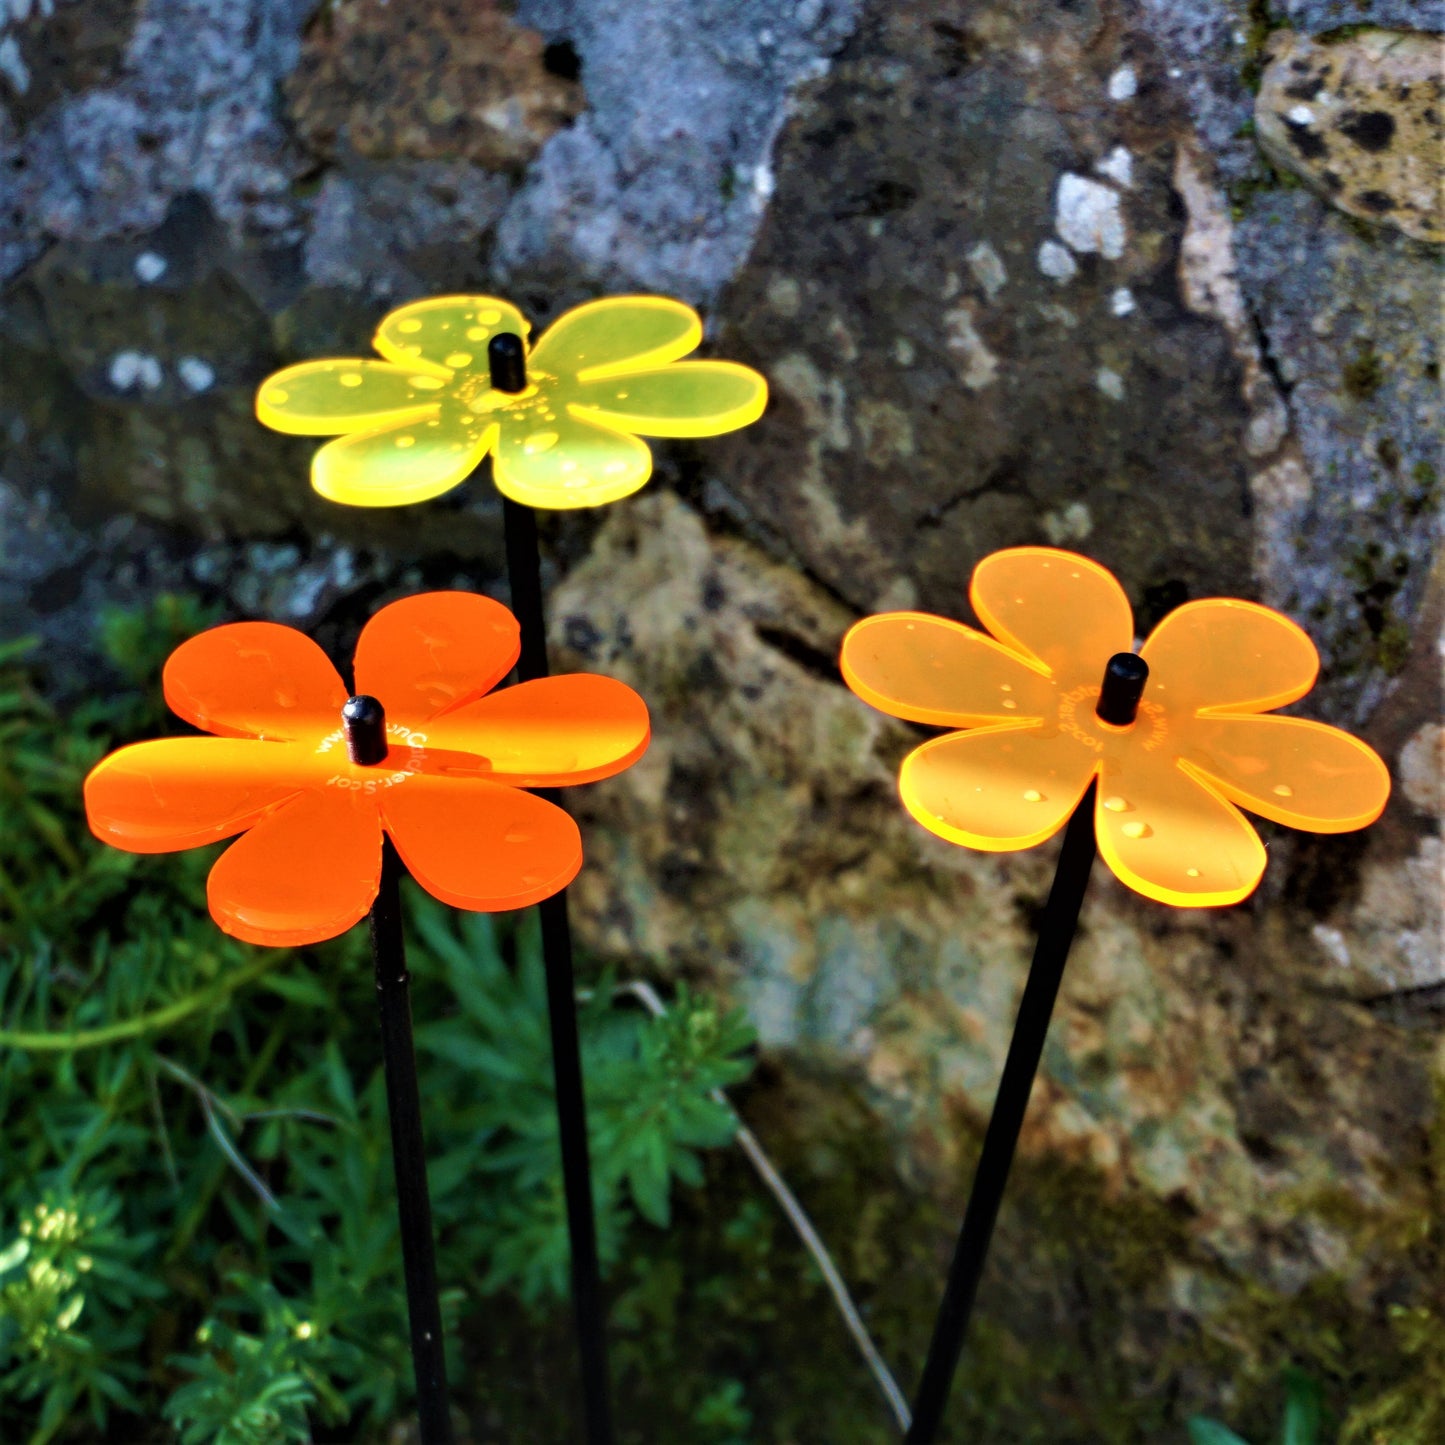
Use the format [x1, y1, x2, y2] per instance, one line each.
[1188, 1419, 1253, 1445]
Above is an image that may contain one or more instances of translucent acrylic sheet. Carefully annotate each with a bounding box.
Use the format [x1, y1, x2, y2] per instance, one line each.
[841, 546, 1391, 907]
[256, 294, 768, 510]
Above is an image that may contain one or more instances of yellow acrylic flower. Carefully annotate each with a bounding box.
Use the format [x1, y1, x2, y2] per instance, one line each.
[255, 294, 768, 510]
[841, 547, 1392, 908]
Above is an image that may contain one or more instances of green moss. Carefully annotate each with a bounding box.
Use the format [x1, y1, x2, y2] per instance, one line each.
[1342, 344, 1386, 401]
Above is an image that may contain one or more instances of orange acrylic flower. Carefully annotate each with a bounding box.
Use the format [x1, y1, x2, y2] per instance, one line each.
[841, 547, 1390, 907]
[84, 592, 650, 946]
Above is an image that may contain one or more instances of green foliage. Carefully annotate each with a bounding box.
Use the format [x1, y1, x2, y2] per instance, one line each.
[0, 616, 755, 1442]
[1189, 1369, 1324, 1445]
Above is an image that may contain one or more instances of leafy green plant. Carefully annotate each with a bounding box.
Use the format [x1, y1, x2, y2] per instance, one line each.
[0, 605, 756, 1441]
[1189, 1368, 1323, 1445]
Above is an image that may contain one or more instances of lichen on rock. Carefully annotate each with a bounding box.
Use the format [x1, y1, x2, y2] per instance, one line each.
[1255, 27, 1444, 244]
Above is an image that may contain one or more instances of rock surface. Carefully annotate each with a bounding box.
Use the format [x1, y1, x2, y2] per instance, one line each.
[1256, 28, 1444, 244]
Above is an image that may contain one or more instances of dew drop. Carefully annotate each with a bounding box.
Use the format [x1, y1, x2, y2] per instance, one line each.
[1121, 820, 1151, 839]
[1002, 699, 1018, 709]
[524, 430, 559, 454]
[1186, 867, 1201, 878]
[1022, 789, 1044, 803]
[397, 319, 423, 333]
[445, 352, 473, 368]
[340, 372, 363, 387]
[395, 435, 415, 448]
[1000, 683, 1012, 692]
[604, 460, 629, 474]
[478, 308, 502, 325]
[560, 458, 578, 473]
[409, 375, 445, 390]
[264, 387, 289, 405]
[504, 828, 532, 844]
[1272, 783, 1294, 798]
[615, 390, 630, 400]
[1103, 795, 1129, 812]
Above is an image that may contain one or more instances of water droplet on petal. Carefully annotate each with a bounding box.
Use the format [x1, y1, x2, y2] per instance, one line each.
[560, 458, 578, 473]
[445, 352, 473, 368]
[409, 375, 445, 390]
[1103, 796, 1129, 812]
[615, 390, 630, 400]
[1121, 820, 1151, 839]
[398, 319, 423, 333]
[603, 461, 629, 474]
[1273, 783, 1294, 798]
[505, 828, 532, 844]
[1000, 683, 1013, 692]
[395, 435, 415, 448]
[1186, 867, 1201, 878]
[477, 308, 502, 325]
[524, 430, 559, 454]
[1023, 789, 1044, 802]
[1002, 699, 1018, 709]
[340, 372, 363, 387]
[265, 387, 289, 404]
[466, 326, 488, 341]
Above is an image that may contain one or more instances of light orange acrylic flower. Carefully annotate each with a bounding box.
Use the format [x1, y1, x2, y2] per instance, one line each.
[841, 547, 1390, 907]
[84, 593, 650, 946]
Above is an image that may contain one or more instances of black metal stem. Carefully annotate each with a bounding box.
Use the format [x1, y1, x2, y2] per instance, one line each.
[904, 652, 1148, 1442]
[502, 495, 615, 1445]
[370, 839, 455, 1445]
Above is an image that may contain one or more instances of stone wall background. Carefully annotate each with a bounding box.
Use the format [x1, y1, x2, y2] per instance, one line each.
[1, 0, 1441, 1436]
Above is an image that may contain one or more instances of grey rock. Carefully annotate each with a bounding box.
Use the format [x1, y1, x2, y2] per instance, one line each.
[1271, 0, 1445, 33]
[497, 0, 863, 299]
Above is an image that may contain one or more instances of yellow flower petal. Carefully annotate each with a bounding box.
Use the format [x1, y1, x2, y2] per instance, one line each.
[1181, 714, 1390, 832]
[527, 296, 702, 381]
[492, 411, 651, 510]
[1095, 751, 1266, 906]
[255, 360, 442, 436]
[566, 361, 767, 438]
[312, 417, 497, 508]
[970, 548, 1134, 685]
[900, 725, 1096, 850]
[1141, 598, 1318, 715]
[373, 295, 530, 374]
[841, 612, 1053, 727]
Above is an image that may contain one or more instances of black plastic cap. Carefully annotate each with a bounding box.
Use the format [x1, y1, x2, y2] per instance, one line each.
[1095, 652, 1149, 727]
[342, 694, 389, 765]
[488, 332, 527, 393]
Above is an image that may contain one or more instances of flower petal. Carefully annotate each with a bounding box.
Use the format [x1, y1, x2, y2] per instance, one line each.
[970, 547, 1134, 683]
[423, 675, 650, 785]
[493, 410, 652, 509]
[841, 612, 1055, 727]
[1181, 715, 1390, 832]
[373, 295, 530, 374]
[163, 623, 348, 740]
[1095, 752, 1266, 907]
[85, 739, 318, 853]
[383, 776, 581, 911]
[354, 591, 521, 723]
[208, 787, 382, 946]
[566, 361, 767, 438]
[527, 296, 702, 381]
[900, 726, 1096, 850]
[256, 359, 442, 436]
[1140, 599, 1318, 714]
[312, 417, 496, 508]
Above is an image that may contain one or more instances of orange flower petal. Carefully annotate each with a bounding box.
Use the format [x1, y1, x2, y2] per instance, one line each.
[1181, 715, 1390, 832]
[1095, 753, 1265, 906]
[208, 787, 382, 947]
[1140, 598, 1319, 714]
[163, 623, 348, 740]
[84, 738, 317, 853]
[372, 295, 530, 374]
[353, 591, 521, 723]
[970, 548, 1134, 683]
[423, 675, 650, 786]
[526, 296, 702, 381]
[383, 776, 581, 911]
[841, 612, 1054, 727]
[900, 726, 1096, 850]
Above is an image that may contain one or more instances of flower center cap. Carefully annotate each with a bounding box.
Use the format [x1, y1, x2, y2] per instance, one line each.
[488, 331, 528, 393]
[342, 694, 389, 766]
[1095, 652, 1149, 728]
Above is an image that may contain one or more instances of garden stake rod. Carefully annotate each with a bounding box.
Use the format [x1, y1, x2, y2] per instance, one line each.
[344, 696, 456, 1445]
[903, 653, 1149, 1445]
[497, 326, 616, 1445]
